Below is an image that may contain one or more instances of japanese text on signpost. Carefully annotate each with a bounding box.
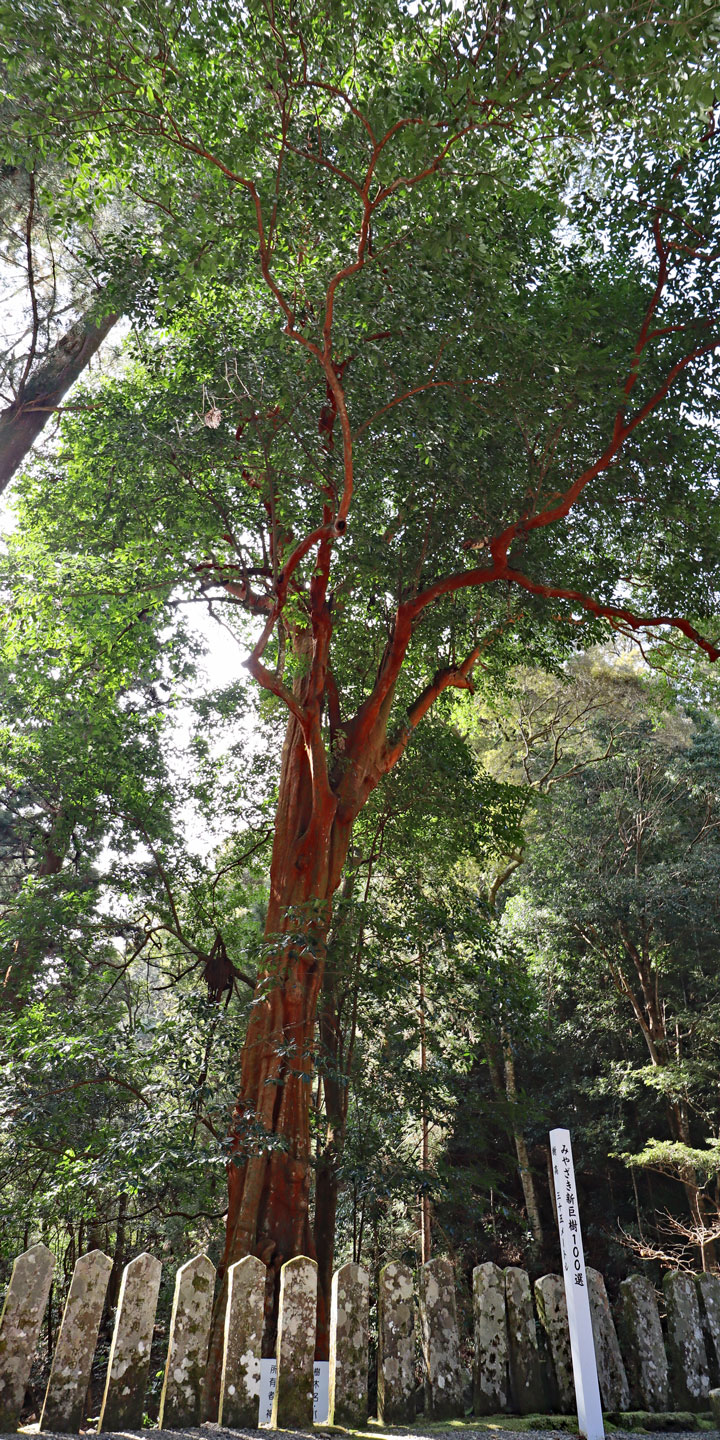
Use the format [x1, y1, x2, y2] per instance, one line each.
[550, 1127, 604, 1440]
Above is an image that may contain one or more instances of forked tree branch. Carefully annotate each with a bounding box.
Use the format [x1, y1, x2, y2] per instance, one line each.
[382, 644, 482, 772]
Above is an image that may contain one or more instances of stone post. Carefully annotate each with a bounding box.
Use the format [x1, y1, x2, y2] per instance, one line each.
[158, 1253, 215, 1429]
[219, 1255, 265, 1428]
[98, 1252, 162, 1431]
[709, 1387, 720, 1425]
[0, 1242, 54, 1432]
[663, 1271, 710, 1411]
[418, 1257, 464, 1420]
[377, 1260, 415, 1424]
[472, 1261, 509, 1415]
[40, 1249, 112, 1433]
[505, 1267, 546, 1414]
[535, 1275, 574, 1413]
[587, 1267, 630, 1411]
[272, 1255, 317, 1431]
[697, 1273, 720, 1382]
[328, 1261, 369, 1427]
[617, 1273, 669, 1411]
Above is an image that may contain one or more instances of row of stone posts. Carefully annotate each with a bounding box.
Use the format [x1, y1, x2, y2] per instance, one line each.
[3, 1242, 720, 1432]
[474, 1263, 720, 1417]
[380, 1259, 720, 1420]
[0, 1246, 375, 1433]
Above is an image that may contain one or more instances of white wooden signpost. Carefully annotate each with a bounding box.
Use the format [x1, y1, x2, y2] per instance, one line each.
[258, 1358, 329, 1425]
[549, 1127, 604, 1440]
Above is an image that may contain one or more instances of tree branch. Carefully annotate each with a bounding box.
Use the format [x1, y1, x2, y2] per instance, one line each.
[504, 567, 720, 661]
[382, 644, 481, 771]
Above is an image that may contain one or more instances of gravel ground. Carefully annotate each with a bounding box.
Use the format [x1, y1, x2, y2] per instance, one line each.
[5, 1425, 720, 1440]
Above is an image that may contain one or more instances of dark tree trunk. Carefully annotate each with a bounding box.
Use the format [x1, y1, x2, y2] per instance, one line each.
[2, 805, 73, 1012]
[0, 303, 118, 491]
[314, 962, 350, 1359]
[314, 1145, 340, 1361]
[419, 953, 431, 1263]
[105, 1193, 128, 1320]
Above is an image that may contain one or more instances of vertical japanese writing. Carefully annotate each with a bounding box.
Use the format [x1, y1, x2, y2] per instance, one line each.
[549, 1127, 604, 1440]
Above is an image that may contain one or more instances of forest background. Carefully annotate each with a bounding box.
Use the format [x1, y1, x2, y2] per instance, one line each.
[2, 0, 720, 1414]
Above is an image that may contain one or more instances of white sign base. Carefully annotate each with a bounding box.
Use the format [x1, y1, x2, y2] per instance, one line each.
[314, 1359, 330, 1422]
[257, 1357, 329, 1426]
[258, 1358, 276, 1427]
[549, 1128, 604, 1440]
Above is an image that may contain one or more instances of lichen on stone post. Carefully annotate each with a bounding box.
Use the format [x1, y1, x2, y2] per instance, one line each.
[377, 1260, 415, 1424]
[219, 1255, 265, 1428]
[0, 1241, 54, 1432]
[664, 1271, 710, 1411]
[535, 1274, 574, 1413]
[98, 1252, 162, 1431]
[587, 1267, 630, 1411]
[158, 1253, 215, 1429]
[472, 1261, 509, 1415]
[696, 1273, 720, 1382]
[418, 1257, 464, 1420]
[709, 1386, 720, 1425]
[328, 1261, 369, 1427]
[40, 1249, 112, 1433]
[272, 1255, 317, 1431]
[617, 1273, 669, 1411]
[504, 1266, 546, 1415]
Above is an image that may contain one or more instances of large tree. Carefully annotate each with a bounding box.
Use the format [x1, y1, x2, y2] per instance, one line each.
[4, 0, 720, 1382]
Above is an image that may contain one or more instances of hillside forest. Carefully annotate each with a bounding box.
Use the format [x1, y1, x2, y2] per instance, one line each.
[1, 0, 720, 1411]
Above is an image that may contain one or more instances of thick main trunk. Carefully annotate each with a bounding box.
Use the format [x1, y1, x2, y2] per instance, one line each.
[204, 711, 355, 1410]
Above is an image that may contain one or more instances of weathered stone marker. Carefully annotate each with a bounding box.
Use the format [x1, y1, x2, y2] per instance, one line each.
[98, 1251, 162, 1431]
[663, 1270, 710, 1411]
[272, 1255, 317, 1431]
[587, 1268, 630, 1411]
[472, 1260, 508, 1414]
[505, 1267, 546, 1414]
[418, 1257, 464, 1420]
[617, 1273, 669, 1411]
[328, 1261, 369, 1427]
[219, 1255, 264, 1428]
[697, 1273, 720, 1381]
[0, 1241, 54, 1432]
[377, 1260, 415, 1424]
[549, 1129, 604, 1440]
[40, 1249, 112, 1433]
[158, 1252, 215, 1429]
[709, 1387, 720, 1425]
[535, 1274, 574, 1413]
